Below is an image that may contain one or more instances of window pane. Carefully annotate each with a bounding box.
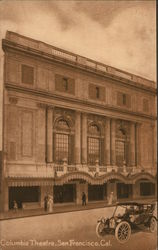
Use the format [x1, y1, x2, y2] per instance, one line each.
[116, 140, 125, 164]
[22, 64, 34, 84]
[55, 134, 69, 163]
[88, 137, 100, 164]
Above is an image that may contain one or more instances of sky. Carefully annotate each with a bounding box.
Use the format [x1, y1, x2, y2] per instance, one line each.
[0, 0, 156, 80]
[0, 0, 156, 149]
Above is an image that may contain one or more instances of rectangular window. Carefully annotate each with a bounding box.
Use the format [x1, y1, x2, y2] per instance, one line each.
[55, 74, 75, 94]
[96, 87, 100, 99]
[21, 64, 34, 84]
[122, 94, 126, 105]
[55, 134, 69, 163]
[117, 92, 131, 108]
[143, 98, 149, 112]
[62, 78, 68, 91]
[89, 84, 105, 101]
[88, 137, 100, 165]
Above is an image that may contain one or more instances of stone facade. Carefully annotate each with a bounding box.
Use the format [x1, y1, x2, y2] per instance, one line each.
[0, 31, 157, 212]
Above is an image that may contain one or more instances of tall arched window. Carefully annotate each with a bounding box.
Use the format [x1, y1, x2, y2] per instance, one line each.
[88, 124, 101, 165]
[116, 128, 128, 166]
[54, 119, 74, 164]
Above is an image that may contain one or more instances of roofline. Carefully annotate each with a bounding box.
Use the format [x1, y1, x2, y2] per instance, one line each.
[2, 31, 156, 91]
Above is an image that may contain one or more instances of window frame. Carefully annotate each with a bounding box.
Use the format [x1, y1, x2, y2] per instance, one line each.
[88, 124, 101, 165]
[21, 64, 34, 85]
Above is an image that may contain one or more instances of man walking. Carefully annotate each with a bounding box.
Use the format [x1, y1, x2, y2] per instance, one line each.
[44, 195, 48, 212]
[82, 192, 86, 206]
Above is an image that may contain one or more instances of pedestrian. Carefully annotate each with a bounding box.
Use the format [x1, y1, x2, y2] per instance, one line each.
[108, 192, 114, 205]
[13, 200, 18, 212]
[82, 192, 86, 206]
[44, 195, 48, 212]
[48, 195, 53, 213]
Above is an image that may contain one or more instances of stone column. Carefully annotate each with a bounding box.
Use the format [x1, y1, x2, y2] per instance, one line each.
[47, 107, 53, 163]
[75, 112, 81, 164]
[4, 183, 9, 211]
[132, 182, 139, 200]
[105, 118, 111, 165]
[81, 113, 87, 164]
[110, 119, 116, 165]
[135, 123, 141, 166]
[130, 122, 136, 166]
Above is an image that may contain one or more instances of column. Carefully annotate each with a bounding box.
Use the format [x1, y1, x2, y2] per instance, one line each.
[105, 118, 110, 165]
[81, 113, 87, 164]
[110, 119, 116, 165]
[75, 111, 81, 164]
[4, 183, 9, 212]
[130, 122, 136, 166]
[135, 123, 141, 166]
[47, 107, 53, 163]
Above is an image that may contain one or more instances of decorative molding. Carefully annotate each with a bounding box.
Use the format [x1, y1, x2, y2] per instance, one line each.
[3, 38, 156, 93]
[5, 84, 156, 121]
[37, 102, 47, 109]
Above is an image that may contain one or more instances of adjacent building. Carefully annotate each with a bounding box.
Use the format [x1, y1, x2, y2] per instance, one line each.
[0, 31, 157, 211]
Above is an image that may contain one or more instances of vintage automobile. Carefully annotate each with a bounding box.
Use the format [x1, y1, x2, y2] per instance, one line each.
[96, 201, 157, 244]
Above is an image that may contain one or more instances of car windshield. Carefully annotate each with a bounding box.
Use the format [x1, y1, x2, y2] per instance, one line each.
[114, 205, 126, 217]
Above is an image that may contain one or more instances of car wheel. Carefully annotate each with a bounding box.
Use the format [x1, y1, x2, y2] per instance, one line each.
[96, 222, 105, 238]
[149, 217, 157, 233]
[115, 221, 131, 244]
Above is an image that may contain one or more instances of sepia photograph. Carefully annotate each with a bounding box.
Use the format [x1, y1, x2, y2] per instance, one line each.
[0, 1, 157, 250]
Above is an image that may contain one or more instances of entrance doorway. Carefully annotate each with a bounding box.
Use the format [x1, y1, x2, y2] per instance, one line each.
[140, 182, 155, 196]
[53, 184, 76, 203]
[9, 186, 40, 209]
[117, 183, 133, 199]
[88, 184, 106, 201]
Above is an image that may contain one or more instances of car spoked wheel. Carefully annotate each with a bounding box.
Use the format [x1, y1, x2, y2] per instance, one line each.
[96, 222, 105, 238]
[149, 217, 157, 233]
[115, 221, 131, 244]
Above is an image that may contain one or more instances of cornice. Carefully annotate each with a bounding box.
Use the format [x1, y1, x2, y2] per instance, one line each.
[2, 39, 156, 95]
[5, 83, 157, 121]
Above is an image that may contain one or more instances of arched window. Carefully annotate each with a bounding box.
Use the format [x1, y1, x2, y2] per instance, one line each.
[88, 124, 101, 165]
[54, 119, 74, 164]
[116, 128, 128, 166]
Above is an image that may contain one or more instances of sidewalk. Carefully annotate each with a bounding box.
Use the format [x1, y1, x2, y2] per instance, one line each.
[0, 197, 156, 221]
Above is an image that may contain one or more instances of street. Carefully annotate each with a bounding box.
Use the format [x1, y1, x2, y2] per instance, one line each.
[0, 206, 157, 250]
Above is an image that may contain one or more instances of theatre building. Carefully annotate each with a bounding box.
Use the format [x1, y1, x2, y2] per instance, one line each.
[0, 31, 157, 211]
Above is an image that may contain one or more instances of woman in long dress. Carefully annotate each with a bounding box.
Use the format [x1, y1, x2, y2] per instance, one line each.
[108, 192, 114, 205]
[48, 195, 53, 213]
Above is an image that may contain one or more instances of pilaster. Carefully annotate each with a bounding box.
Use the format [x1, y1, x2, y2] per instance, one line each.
[81, 113, 87, 164]
[75, 111, 81, 164]
[110, 119, 116, 165]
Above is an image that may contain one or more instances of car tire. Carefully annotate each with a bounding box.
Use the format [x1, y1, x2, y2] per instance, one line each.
[149, 217, 157, 233]
[96, 222, 105, 238]
[115, 221, 131, 244]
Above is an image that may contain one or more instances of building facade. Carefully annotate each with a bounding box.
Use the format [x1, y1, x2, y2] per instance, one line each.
[0, 31, 157, 212]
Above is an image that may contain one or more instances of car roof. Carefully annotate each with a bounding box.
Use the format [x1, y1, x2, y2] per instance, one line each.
[116, 201, 155, 206]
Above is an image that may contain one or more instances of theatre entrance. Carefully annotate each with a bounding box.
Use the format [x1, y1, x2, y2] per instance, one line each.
[88, 184, 107, 201]
[117, 183, 133, 199]
[53, 184, 76, 203]
[9, 186, 40, 209]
